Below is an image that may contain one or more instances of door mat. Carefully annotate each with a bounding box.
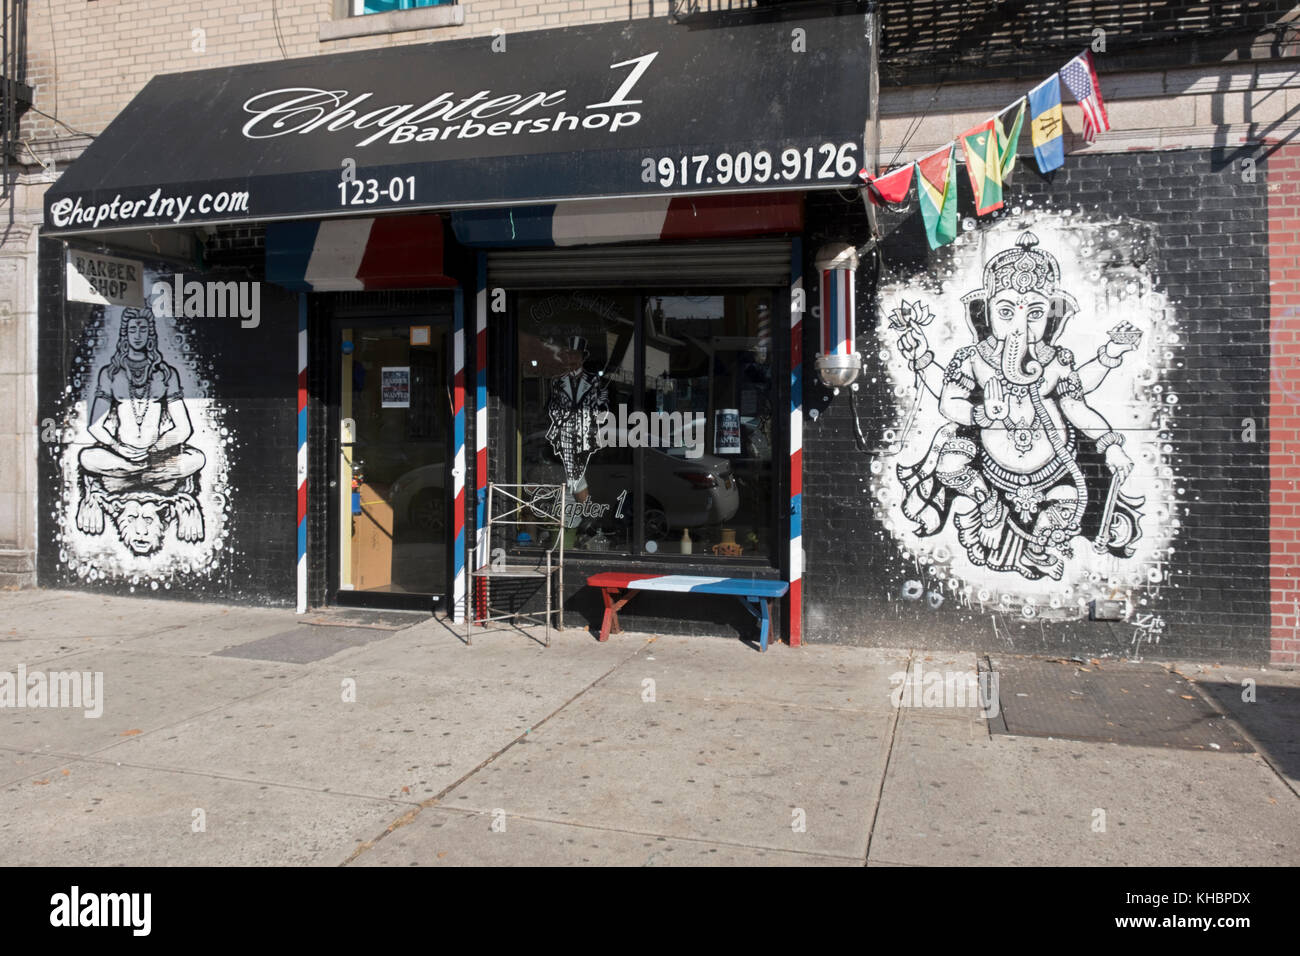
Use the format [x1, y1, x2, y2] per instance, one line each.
[300, 608, 429, 630]
[986, 656, 1253, 753]
[214, 626, 390, 664]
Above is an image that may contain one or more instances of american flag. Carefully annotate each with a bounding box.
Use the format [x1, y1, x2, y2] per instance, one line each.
[1059, 51, 1110, 142]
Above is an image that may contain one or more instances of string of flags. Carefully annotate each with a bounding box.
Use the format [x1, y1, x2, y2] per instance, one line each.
[861, 49, 1110, 250]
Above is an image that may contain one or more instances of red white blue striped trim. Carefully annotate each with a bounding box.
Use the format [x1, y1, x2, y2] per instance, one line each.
[266, 214, 457, 291]
[474, 254, 489, 585]
[789, 239, 803, 647]
[450, 193, 803, 247]
[452, 287, 467, 623]
[296, 294, 308, 613]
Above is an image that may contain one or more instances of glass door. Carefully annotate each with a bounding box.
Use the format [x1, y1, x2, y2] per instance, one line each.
[335, 319, 449, 609]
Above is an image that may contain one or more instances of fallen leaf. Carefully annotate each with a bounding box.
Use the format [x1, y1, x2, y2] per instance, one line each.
[32, 779, 49, 785]
[437, 851, 448, 859]
[1180, 695, 1195, 700]
[61, 769, 70, 776]
[401, 785, 410, 794]
[119, 729, 142, 737]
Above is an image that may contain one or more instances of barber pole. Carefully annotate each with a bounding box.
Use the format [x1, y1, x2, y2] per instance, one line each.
[814, 242, 861, 389]
[788, 240, 804, 647]
[452, 287, 467, 623]
[296, 295, 308, 613]
[474, 255, 489, 623]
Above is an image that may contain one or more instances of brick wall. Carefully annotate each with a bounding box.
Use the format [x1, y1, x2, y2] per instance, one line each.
[800, 145, 1273, 662]
[1268, 141, 1300, 666]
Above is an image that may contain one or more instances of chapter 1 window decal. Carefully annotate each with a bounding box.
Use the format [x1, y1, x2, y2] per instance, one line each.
[544, 335, 611, 506]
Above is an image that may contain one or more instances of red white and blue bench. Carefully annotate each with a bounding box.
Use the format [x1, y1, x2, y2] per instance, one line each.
[586, 573, 790, 652]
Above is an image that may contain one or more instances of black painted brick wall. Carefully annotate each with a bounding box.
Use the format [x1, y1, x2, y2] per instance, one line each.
[799, 146, 1271, 662]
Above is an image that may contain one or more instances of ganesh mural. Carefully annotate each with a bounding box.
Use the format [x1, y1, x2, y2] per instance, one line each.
[871, 214, 1180, 623]
[51, 278, 233, 590]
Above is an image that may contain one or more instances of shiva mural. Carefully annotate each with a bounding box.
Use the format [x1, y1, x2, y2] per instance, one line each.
[870, 213, 1180, 624]
[75, 307, 207, 555]
[52, 279, 233, 590]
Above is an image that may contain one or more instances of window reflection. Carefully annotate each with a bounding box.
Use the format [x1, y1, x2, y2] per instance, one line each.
[516, 290, 775, 562]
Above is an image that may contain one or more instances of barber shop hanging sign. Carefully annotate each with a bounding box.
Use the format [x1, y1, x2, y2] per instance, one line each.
[49, 270, 236, 590]
[66, 249, 145, 308]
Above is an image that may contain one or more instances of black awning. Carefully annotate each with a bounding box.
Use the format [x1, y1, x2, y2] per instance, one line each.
[45, 4, 871, 236]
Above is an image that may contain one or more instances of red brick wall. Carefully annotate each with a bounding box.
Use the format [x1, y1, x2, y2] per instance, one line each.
[1270, 142, 1300, 666]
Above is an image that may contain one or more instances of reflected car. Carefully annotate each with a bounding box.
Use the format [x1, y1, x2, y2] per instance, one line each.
[388, 461, 447, 536]
[523, 430, 739, 539]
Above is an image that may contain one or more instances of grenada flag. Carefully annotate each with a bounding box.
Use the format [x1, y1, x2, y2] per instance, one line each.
[916, 145, 957, 250]
[959, 118, 1004, 215]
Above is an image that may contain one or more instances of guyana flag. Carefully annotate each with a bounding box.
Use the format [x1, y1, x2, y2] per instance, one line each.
[916, 145, 957, 250]
[998, 99, 1026, 183]
[960, 118, 1004, 215]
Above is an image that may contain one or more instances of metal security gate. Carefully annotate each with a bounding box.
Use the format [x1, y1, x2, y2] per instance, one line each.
[487, 239, 793, 289]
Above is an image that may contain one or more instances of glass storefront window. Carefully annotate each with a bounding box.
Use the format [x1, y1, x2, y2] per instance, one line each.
[515, 290, 776, 563]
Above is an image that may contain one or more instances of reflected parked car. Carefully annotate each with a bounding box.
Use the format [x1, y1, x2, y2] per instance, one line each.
[388, 460, 447, 536]
[523, 430, 739, 539]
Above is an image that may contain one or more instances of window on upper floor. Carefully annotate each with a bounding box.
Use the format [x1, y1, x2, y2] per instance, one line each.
[353, 0, 456, 13]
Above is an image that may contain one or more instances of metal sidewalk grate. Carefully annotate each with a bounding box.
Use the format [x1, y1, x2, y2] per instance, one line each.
[988, 657, 1253, 753]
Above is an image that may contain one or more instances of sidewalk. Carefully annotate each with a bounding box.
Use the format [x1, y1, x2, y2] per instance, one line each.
[1, 589, 1296, 866]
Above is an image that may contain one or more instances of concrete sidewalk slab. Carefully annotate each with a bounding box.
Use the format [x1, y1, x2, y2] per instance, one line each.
[350, 806, 855, 866]
[0, 746, 80, 790]
[102, 658, 621, 800]
[867, 711, 1300, 866]
[0, 758, 400, 866]
[1, 592, 242, 665]
[330, 615, 637, 676]
[5, 591, 230, 639]
[116, 606, 315, 658]
[896, 653, 991, 722]
[592, 635, 911, 714]
[440, 684, 893, 859]
[0, 648, 301, 755]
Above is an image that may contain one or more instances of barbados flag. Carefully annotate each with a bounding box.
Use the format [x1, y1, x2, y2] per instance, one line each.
[959, 118, 1003, 215]
[1028, 75, 1065, 174]
[916, 145, 957, 250]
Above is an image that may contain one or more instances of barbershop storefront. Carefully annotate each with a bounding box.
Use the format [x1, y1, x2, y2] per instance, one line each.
[35, 6, 874, 645]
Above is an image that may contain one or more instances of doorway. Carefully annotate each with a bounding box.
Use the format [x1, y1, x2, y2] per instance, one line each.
[330, 312, 451, 611]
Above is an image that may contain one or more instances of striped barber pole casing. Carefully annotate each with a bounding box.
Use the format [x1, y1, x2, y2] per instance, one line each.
[819, 264, 855, 359]
[296, 295, 308, 613]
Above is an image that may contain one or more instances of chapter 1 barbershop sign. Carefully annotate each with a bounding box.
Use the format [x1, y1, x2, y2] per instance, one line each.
[66, 249, 145, 307]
